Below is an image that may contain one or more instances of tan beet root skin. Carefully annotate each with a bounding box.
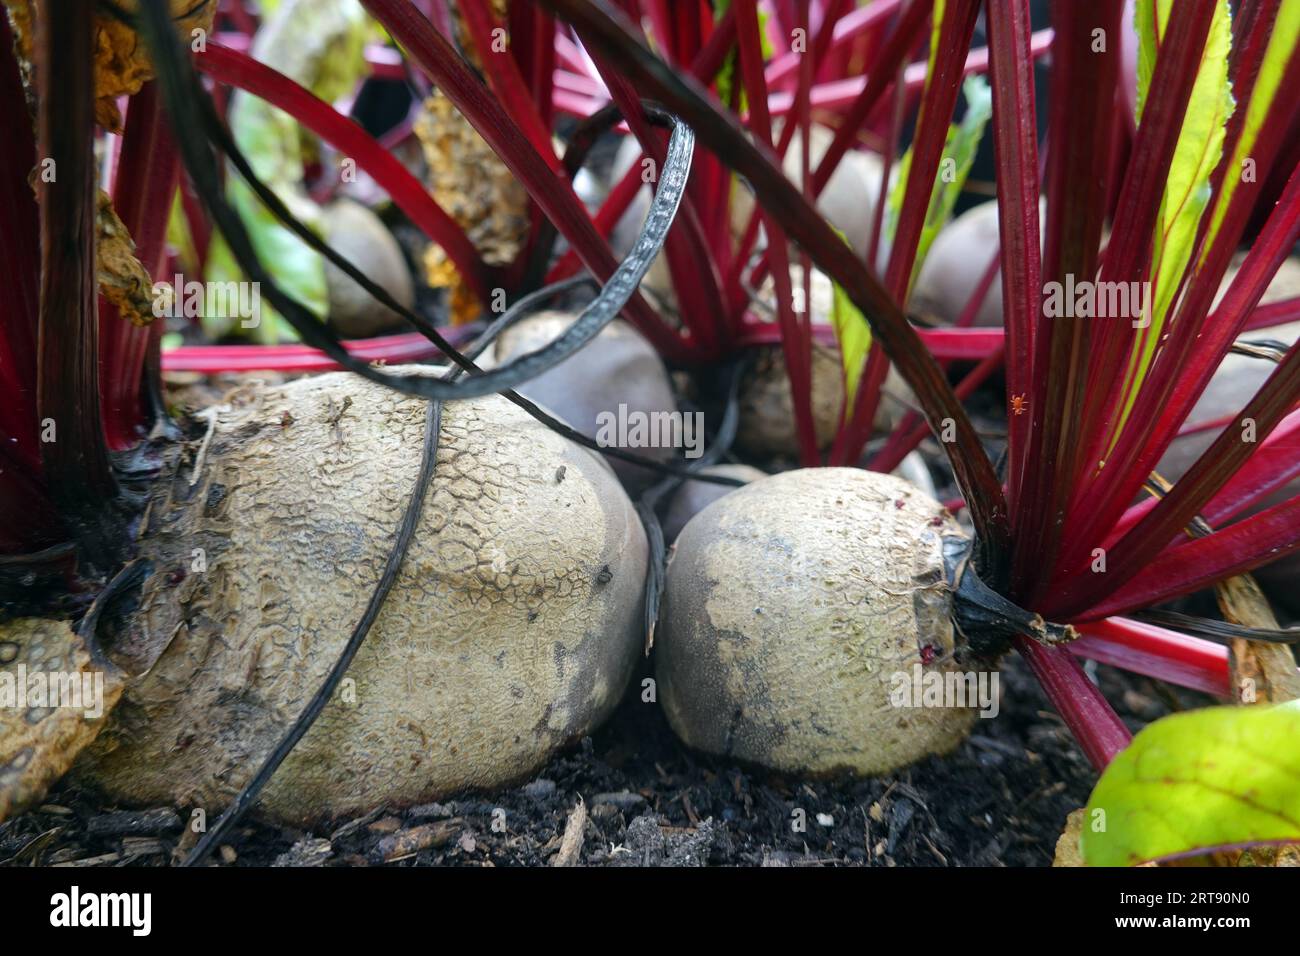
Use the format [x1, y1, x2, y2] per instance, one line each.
[657, 468, 979, 777]
[76, 370, 647, 824]
[493, 311, 678, 493]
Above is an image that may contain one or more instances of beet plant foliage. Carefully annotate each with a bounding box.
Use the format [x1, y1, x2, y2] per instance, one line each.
[1, 0, 1299, 866]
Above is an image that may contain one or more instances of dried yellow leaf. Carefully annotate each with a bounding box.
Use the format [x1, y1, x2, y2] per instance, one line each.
[96, 189, 157, 326]
[0, 618, 126, 823]
[415, 89, 528, 325]
[3, 0, 216, 132]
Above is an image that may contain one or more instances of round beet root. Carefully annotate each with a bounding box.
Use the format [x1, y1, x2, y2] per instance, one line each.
[657, 468, 980, 777]
[494, 311, 679, 493]
[76, 371, 647, 823]
[911, 199, 1046, 328]
[322, 200, 415, 338]
[737, 268, 911, 459]
[660, 464, 766, 544]
[729, 123, 884, 259]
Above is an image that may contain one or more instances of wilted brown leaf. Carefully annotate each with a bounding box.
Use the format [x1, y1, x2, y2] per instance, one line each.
[1216, 574, 1300, 705]
[96, 189, 158, 325]
[0, 618, 126, 823]
[415, 88, 529, 324]
[4, 0, 217, 131]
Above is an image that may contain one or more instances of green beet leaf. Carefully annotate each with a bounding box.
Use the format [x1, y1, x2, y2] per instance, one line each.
[1083, 700, 1300, 866]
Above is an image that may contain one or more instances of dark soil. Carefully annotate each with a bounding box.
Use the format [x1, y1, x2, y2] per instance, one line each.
[0, 654, 1208, 868]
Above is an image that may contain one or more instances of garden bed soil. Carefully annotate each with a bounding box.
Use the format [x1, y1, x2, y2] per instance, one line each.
[0, 655, 1207, 867]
